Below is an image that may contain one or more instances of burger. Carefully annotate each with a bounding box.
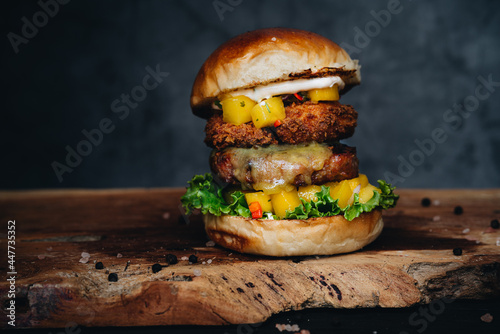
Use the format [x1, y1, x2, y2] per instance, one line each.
[181, 28, 398, 256]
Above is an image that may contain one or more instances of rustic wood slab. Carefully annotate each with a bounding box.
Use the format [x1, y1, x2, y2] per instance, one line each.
[0, 188, 499, 328]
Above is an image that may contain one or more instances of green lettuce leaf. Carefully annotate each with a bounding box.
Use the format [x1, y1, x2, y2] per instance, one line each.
[180, 173, 250, 218]
[285, 186, 341, 219]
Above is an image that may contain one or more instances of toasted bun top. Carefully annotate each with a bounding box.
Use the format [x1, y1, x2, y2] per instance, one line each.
[204, 210, 383, 257]
[191, 28, 361, 118]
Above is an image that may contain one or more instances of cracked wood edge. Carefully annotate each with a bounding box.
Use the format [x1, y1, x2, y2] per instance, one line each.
[6, 250, 499, 327]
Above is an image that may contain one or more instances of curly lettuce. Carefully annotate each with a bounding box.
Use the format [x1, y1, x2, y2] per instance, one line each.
[180, 173, 251, 217]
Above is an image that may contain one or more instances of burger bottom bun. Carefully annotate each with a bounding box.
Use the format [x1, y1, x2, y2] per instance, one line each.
[203, 210, 383, 257]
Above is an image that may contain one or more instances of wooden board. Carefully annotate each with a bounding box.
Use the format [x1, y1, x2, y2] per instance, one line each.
[0, 188, 499, 328]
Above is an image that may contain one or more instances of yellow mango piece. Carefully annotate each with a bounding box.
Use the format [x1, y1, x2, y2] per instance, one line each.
[358, 184, 381, 204]
[331, 180, 353, 209]
[264, 96, 286, 119]
[245, 192, 273, 213]
[250, 96, 285, 128]
[221, 95, 256, 125]
[348, 178, 362, 192]
[358, 174, 369, 188]
[308, 85, 339, 103]
[346, 174, 370, 192]
[271, 189, 302, 219]
[298, 185, 322, 202]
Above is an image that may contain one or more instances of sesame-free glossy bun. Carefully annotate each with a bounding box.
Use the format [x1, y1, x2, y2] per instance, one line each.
[203, 210, 383, 257]
[191, 28, 361, 118]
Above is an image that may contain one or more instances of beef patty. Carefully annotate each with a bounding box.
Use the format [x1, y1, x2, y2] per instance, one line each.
[210, 142, 358, 192]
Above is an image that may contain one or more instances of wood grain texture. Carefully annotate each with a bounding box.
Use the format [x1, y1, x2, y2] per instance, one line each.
[0, 188, 499, 328]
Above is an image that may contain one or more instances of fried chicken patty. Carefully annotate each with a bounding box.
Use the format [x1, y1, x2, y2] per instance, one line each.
[204, 101, 357, 149]
[276, 101, 357, 145]
[204, 114, 278, 149]
[210, 142, 358, 190]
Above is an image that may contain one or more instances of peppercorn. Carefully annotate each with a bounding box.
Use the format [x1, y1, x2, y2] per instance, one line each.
[421, 198, 431, 207]
[152, 263, 163, 273]
[453, 248, 462, 256]
[108, 273, 118, 282]
[491, 219, 499, 229]
[166, 254, 178, 265]
[95, 262, 104, 270]
[454, 206, 463, 215]
[189, 255, 198, 264]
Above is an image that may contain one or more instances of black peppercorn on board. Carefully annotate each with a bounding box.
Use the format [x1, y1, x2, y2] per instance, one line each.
[0, 188, 499, 328]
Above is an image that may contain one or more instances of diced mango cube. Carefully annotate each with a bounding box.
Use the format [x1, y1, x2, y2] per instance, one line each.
[251, 96, 285, 128]
[358, 174, 369, 188]
[347, 178, 361, 192]
[358, 184, 381, 204]
[298, 185, 322, 202]
[347, 174, 370, 193]
[331, 180, 353, 208]
[221, 95, 256, 125]
[308, 85, 339, 103]
[271, 189, 302, 219]
[245, 192, 273, 213]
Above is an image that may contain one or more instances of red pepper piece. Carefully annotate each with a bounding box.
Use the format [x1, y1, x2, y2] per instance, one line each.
[249, 201, 263, 219]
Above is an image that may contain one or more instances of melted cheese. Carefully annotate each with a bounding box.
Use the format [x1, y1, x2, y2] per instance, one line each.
[228, 142, 333, 194]
[231, 76, 345, 102]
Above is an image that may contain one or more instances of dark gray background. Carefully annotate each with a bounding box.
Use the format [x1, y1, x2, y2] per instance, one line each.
[2, 0, 500, 190]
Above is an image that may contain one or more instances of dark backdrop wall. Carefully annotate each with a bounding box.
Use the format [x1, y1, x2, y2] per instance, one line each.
[3, 0, 500, 189]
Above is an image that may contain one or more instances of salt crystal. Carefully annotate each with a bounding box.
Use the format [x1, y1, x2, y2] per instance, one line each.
[79, 257, 89, 263]
[193, 269, 202, 277]
[81, 252, 90, 258]
[480, 313, 493, 323]
[275, 324, 300, 332]
[181, 256, 189, 261]
[271, 37, 276, 41]
[206, 240, 216, 247]
[37, 255, 45, 260]
[46, 247, 53, 251]
[462, 228, 470, 234]
[496, 238, 500, 246]
[433, 200, 440, 206]
[117, 253, 123, 258]
[202, 261, 206, 265]
[207, 259, 212, 264]
[433, 216, 440, 222]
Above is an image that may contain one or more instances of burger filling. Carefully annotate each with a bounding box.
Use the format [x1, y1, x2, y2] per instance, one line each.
[182, 78, 398, 222]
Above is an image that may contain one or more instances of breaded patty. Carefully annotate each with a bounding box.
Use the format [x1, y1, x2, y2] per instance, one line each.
[204, 114, 278, 149]
[210, 143, 358, 190]
[204, 101, 357, 149]
[276, 101, 357, 144]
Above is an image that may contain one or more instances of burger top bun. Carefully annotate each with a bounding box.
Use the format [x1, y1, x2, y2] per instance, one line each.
[203, 210, 383, 257]
[190, 27, 361, 117]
